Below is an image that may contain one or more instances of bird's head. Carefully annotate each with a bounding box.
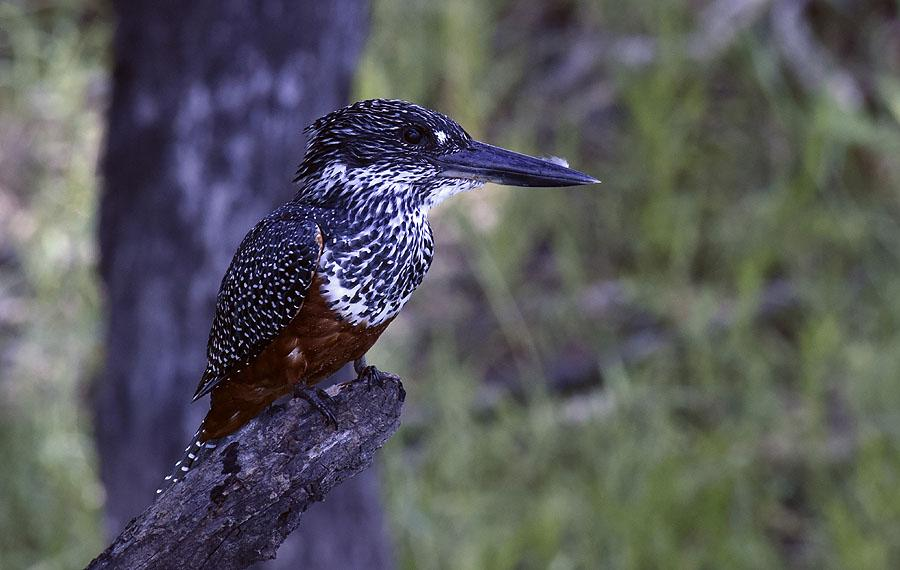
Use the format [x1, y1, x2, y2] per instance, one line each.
[294, 99, 597, 211]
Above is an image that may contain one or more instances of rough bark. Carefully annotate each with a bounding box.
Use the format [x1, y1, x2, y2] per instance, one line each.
[95, 2, 393, 568]
[87, 375, 404, 570]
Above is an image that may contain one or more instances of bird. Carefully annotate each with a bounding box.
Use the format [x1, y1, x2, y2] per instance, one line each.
[157, 98, 597, 493]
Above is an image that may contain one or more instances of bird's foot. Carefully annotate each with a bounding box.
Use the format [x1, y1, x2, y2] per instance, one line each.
[293, 385, 338, 429]
[354, 356, 388, 389]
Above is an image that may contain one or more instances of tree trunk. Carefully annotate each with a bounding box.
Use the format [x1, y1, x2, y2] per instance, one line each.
[95, 2, 393, 568]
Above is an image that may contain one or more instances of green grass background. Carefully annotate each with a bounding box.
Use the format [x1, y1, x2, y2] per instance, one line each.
[2, 1, 900, 568]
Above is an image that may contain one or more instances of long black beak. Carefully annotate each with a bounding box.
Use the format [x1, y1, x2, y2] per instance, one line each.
[435, 140, 599, 187]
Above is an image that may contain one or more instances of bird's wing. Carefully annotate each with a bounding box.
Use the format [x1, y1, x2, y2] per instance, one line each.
[192, 214, 323, 401]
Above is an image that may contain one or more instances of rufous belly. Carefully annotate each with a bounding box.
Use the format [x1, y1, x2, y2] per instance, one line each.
[199, 275, 391, 440]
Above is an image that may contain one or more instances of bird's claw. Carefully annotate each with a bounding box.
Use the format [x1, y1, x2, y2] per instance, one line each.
[358, 365, 387, 389]
[353, 356, 388, 389]
[293, 385, 338, 429]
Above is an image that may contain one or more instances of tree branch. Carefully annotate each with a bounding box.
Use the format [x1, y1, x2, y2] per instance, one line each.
[86, 375, 405, 570]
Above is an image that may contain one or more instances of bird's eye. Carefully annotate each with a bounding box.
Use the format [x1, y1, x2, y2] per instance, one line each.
[401, 126, 425, 145]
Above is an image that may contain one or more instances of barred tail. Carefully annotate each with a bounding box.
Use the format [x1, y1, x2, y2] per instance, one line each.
[155, 426, 217, 496]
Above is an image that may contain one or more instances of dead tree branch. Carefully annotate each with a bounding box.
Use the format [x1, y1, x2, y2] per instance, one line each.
[86, 375, 405, 570]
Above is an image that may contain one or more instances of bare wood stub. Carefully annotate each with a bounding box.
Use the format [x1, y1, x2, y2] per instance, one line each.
[86, 375, 405, 570]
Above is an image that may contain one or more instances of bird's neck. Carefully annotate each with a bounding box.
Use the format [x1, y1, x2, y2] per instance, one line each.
[295, 163, 419, 213]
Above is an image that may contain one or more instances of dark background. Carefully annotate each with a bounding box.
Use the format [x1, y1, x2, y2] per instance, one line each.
[1, 0, 900, 568]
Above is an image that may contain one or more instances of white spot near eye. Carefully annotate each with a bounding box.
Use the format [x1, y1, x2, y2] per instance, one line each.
[435, 130, 448, 144]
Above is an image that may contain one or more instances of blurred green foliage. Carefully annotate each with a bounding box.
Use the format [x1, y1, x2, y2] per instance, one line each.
[357, 0, 900, 568]
[0, 1, 107, 568]
[3, 0, 900, 568]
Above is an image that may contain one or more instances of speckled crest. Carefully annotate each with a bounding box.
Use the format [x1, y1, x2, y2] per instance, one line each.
[295, 99, 472, 180]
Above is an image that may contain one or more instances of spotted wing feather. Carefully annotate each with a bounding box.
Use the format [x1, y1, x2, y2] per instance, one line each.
[193, 214, 323, 400]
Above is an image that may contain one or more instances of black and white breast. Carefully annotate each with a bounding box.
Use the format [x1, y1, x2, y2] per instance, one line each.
[317, 211, 435, 327]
